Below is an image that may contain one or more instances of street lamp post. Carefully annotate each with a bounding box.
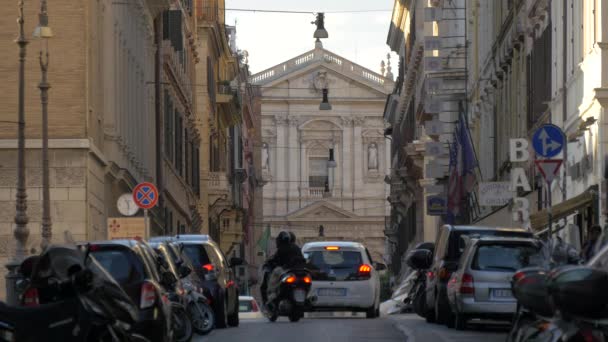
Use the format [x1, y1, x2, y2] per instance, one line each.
[34, 0, 52, 250]
[6, 0, 31, 306]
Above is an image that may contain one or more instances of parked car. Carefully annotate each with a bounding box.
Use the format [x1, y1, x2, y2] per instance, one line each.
[152, 235, 242, 328]
[84, 240, 172, 342]
[302, 241, 387, 318]
[446, 236, 544, 329]
[424, 225, 533, 324]
[238, 296, 264, 319]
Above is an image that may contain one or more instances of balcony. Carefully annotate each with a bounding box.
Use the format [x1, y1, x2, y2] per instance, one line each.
[303, 187, 333, 198]
[207, 171, 230, 196]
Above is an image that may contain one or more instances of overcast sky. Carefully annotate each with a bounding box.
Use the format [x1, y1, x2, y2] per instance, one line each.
[225, 0, 397, 75]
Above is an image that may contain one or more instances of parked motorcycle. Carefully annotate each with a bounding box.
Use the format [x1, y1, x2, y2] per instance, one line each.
[263, 263, 312, 322]
[0, 245, 149, 342]
[155, 252, 194, 342]
[182, 279, 215, 335]
[404, 246, 434, 320]
[507, 238, 601, 342]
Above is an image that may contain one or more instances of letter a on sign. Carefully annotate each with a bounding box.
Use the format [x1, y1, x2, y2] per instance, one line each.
[535, 160, 563, 185]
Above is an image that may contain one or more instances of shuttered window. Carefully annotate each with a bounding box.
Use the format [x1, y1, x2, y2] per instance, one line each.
[164, 92, 174, 161]
[163, 10, 183, 51]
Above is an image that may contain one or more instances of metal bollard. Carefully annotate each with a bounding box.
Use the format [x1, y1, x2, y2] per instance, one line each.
[5, 260, 23, 306]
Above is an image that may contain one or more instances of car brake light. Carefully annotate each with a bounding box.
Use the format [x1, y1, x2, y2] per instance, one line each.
[513, 271, 526, 283]
[140, 281, 157, 309]
[303, 276, 312, 284]
[438, 267, 451, 280]
[285, 276, 296, 284]
[459, 274, 474, 294]
[89, 244, 101, 252]
[23, 288, 39, 307]
[202, 264, 214, 272]
[358, 264, 372, 278]
[325, 246, 340, 251]
[251, 300, 259, 312]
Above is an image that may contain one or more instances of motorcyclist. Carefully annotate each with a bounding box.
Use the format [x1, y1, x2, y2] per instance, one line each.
[260, 231, 306, 306]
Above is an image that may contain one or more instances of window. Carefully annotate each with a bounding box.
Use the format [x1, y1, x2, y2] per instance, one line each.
[308, 158, 328, 188]
[527, 23, 552, 128]
[306, 250, 364, 281]
[164, 92, 174, 161]
[472, 243, 543, 272]
[175, 111, 183, 174]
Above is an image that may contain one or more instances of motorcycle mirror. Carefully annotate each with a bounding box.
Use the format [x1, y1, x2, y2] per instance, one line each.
[178, 265, 192, 279]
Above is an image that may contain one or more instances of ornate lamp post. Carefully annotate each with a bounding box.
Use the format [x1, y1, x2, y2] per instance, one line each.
[6, 0, 30, 306]
[34, 0, 53, 251]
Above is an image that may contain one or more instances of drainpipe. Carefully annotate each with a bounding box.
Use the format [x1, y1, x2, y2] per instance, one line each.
[562, 0, 568, 203]
[155, 16, 165, 228]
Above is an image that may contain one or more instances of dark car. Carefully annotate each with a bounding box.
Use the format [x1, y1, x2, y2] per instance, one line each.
[151, 235, 242, 328]
[84, 240, 172, 342]
[424, 225, 533, 324]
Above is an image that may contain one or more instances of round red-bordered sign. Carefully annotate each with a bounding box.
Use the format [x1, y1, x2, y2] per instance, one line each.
[133, 182, 158, 210]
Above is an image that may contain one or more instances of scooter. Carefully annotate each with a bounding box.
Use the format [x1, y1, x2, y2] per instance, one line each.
[264, 265, 312, 323]
[182, 279, 215, 335]
[0, 245, 149, 342]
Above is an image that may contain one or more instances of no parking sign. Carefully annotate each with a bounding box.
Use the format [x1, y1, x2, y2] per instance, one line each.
[133, 182, 158, 209]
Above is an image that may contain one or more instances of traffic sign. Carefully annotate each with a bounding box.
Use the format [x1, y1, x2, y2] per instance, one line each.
[532, 124, 565, 158]
[133, 182, 158, 209]
[535, 159, 563, 185]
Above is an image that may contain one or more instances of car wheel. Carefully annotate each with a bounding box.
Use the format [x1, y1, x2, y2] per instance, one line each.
[445, 310, 455, 329]
[425, 310, 436, 323]
[434, 297, 447, 324]
[454, 312, 467, 330]
[227, 297, 240, 327]
[215, 294, 228, 329]
[366, 303, 379, 319]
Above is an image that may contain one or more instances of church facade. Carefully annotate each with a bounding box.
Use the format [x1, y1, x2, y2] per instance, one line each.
[250, 43, 394, 261]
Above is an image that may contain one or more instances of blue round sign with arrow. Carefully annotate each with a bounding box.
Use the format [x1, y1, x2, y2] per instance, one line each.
[532, 124, 565, 158]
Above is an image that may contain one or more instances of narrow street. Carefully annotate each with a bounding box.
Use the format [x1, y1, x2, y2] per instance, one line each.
[197, 314, 508, 342]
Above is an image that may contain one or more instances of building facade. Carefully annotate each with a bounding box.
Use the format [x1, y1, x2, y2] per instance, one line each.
[384, 0, 467, 275]
[251, 42, 394, 261]
[0, 0, 203, 295]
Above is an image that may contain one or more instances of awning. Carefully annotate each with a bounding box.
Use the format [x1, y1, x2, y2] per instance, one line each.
[530, 190, 596, 231]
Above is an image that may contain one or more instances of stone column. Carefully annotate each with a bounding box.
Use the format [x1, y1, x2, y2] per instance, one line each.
[340, 117, 353, 206]
[353, 117, 365, 195]
[274, 115, 288, 214]
[287, 118, 300, 212]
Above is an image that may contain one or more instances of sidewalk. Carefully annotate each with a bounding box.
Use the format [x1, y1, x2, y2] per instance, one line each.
[388, 314, 508, 342]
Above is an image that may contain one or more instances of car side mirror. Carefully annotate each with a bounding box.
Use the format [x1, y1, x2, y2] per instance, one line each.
[229, 257, 244, 267]
[374, 262, 387, 271]
[178, 265, 192, 279]
[406, 249, 432, 270]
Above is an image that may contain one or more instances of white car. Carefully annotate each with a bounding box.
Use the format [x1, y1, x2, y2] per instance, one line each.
[238, 296, 264, 319]
[302, 241, 386, 318]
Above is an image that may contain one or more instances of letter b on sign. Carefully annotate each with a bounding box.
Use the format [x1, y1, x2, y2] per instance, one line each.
[510, 139, 529, 162]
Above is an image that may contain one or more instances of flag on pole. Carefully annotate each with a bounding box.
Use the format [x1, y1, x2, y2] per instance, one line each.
[256, 225, 271, 254]
[458, 112, 478, 192]
[447, 126, 462, 223]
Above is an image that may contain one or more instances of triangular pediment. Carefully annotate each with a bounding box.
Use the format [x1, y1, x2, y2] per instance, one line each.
[286, 201, 358, 220]
[250, 47, 394, 96]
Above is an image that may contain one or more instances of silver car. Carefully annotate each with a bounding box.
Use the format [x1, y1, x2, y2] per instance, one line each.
[446, 236, 544, 330]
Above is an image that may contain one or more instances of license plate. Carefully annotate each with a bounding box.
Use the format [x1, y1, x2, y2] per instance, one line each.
[318, 288, 347, 297]
[492, 289, 513, 298]
[293, 289, 306, 303]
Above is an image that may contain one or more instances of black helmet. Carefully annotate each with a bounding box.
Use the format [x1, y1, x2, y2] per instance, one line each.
[289, 232, 296, 244]
[276, 231, 291, 247]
